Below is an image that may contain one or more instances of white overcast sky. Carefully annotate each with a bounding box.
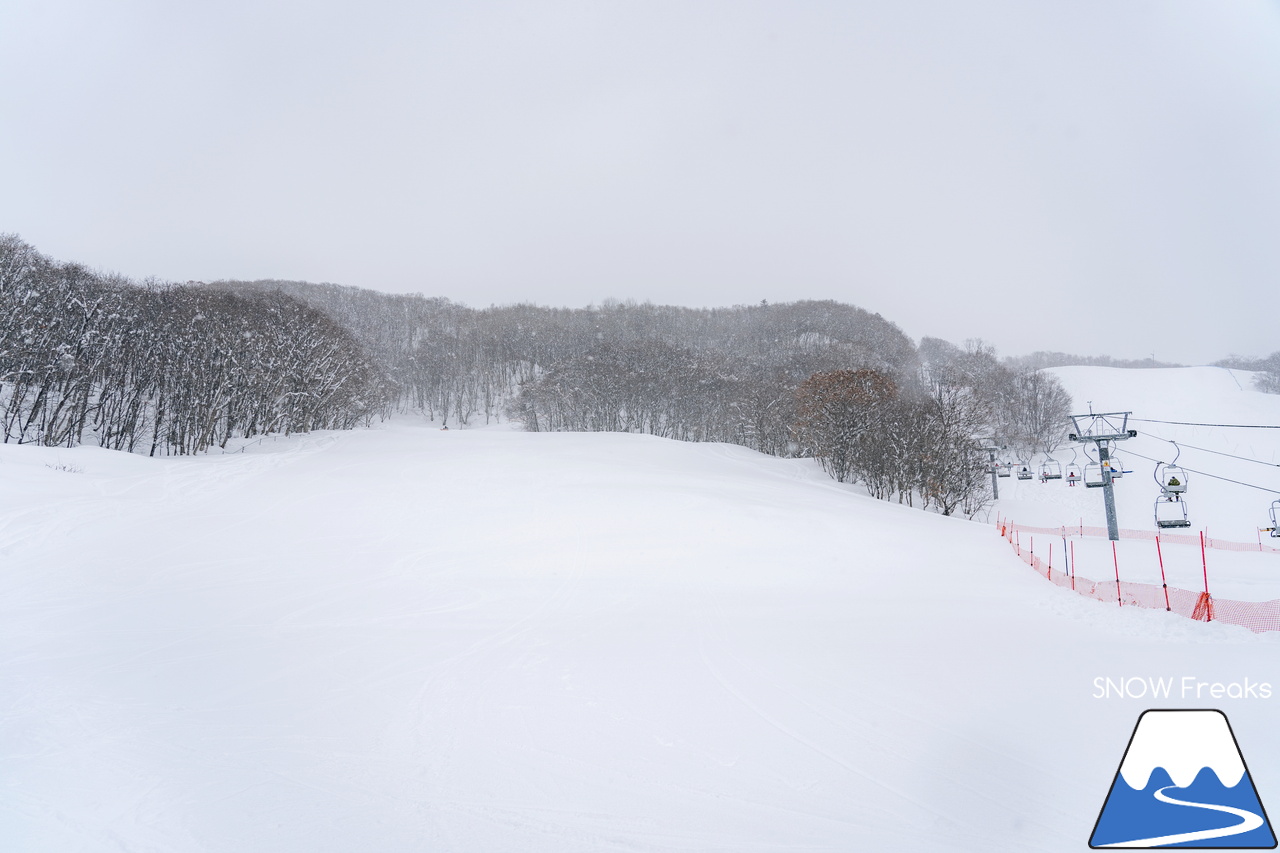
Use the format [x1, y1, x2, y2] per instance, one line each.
[2, 1, 1278, 364]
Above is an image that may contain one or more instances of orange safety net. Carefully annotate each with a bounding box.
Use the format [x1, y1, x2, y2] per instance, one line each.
[999, 521, 1280, 633]
[998, 519, 1280, 554]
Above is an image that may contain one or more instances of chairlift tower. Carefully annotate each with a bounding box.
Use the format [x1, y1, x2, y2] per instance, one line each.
[978, 437, 1002, 500]
[1067, 411, 1138, 541]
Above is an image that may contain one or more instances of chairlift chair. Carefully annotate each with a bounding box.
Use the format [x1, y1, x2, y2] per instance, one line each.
[1064, 448, 1082, 486]
[997, 461, 1012, 478]
[1270, 500, 1280, 538]
[1083, 462, 1105, 488]
[1155, 496, 1191, 529]
[1016, 464, 1033, 481]
[1039, 459, 1063, 480]
[1109, 453, 1125, 479]
[1159, 465, 1188, 495]
[1153, 443, 1188, 495]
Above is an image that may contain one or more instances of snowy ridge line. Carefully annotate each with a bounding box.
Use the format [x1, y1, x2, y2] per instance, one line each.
[997, 522, 1280, 633]
[996, 518, 1280, 555]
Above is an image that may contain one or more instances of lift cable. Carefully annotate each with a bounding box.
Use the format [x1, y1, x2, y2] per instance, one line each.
[1122, 447, 1280, 496]
[1129, 416, 1280, 430]
[1139, 434, 1280, 469]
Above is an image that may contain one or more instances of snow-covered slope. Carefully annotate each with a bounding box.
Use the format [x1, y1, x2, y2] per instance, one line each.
[1, 367, 1277, 852]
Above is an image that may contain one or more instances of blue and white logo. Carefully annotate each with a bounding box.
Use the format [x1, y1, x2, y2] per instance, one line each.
[1090, 709, 1276, 848]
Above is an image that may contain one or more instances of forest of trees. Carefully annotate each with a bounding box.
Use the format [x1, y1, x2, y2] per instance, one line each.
[1251, 354, 1280, 395]
[0, 236, 381, 455]
[1, 235, 1076, 517]
[1214, 352, 1280, 395]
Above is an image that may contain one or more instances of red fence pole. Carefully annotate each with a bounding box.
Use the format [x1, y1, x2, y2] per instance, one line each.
[1194, 531, 1214, 623]
[1156, 535, 1171, 612]
[1070, 540, 1076, 591]
[1112, 541, 1122, 607]
[1200, 531, 1209, 595]
[1047, 542, 1053, 580]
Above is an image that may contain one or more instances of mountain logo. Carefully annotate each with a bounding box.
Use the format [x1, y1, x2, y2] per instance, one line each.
[1090, 709, 1276, 848]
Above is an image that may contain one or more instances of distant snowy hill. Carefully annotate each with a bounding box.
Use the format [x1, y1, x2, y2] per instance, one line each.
[1, 366, 1277, 852]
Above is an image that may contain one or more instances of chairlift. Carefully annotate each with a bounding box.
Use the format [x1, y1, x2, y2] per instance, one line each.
[997, 461, 1012, 478]
[1109, 453, 1126, 479]
[1151, 446, 1191, 529]
[1267, 499, 1280, 538]
[1155, 495, 1191, 529]
[1064, 448, 1082, 486]
[1083, 462, 1105, 488]
[1154, 444, 1186, 496]
[1039, 459, 1062, 481]
[1016, 463, 1033, 481]
[1158, 465, 1188, 495]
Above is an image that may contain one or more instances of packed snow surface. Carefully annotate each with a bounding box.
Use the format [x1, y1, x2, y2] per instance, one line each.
[1, 366, 1277, 852]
